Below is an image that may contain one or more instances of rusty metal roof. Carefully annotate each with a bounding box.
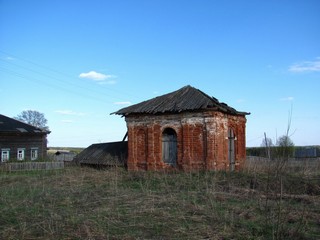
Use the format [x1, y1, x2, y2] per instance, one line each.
[112, 85, 250, 116]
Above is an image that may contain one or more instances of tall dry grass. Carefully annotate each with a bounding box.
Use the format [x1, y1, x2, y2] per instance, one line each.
[245, 156, 320, 175]
[0, 163, 319, 239]
[244, 156, 320, 240]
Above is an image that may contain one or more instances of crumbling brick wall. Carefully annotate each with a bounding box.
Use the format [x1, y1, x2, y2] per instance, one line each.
[125, 111, 247, 171]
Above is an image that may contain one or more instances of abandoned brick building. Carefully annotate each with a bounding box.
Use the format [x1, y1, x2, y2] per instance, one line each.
[113, 85, 250, 171]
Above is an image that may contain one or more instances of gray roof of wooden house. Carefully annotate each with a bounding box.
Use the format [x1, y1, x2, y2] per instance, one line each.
[74, 141, 128, 166]
[112, 85, 250, 116]
[0, 114, 49, 134]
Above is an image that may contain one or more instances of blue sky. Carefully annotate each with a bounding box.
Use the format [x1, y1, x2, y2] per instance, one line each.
[0, 0, 319, 147]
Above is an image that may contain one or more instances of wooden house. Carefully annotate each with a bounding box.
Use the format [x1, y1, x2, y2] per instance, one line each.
[113, 85, 250, 171]
[0, 114, 50, 162]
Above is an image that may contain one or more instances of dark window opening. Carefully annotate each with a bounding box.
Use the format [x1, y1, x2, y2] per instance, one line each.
[228, 129, 235, 171]
[162, 128, 177, 166]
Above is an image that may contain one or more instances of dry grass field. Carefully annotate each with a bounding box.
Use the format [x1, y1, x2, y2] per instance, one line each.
[0, 158, 319, 239]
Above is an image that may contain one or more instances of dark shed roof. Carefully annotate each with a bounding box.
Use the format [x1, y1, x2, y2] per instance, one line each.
[0, 114, 49, 134]
[74, 141, 128, 166]
[113, 85, 250, 116]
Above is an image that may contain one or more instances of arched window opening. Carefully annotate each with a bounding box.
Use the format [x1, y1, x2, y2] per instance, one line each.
[162, 128, 177, 166]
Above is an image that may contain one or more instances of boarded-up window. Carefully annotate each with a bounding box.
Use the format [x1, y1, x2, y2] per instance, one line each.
[162, 128, 177, 166]
[228, 129, 235, 171]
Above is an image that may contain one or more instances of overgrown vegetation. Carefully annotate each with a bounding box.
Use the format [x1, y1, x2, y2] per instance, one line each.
[0, 164, 319, 239]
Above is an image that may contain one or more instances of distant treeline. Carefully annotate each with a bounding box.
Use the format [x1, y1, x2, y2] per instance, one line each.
[246, 146, 320, 158]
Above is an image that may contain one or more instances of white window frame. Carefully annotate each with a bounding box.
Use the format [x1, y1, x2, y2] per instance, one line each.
[31, 148, 38, 160]
[1, 149, 10, 162]
[17, 148, 25, 161]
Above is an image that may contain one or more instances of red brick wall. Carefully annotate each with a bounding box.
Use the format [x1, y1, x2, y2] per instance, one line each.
[125, 111, 247, 171]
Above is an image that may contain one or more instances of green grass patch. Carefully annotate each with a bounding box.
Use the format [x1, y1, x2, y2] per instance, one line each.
[0, 167, 319, 239]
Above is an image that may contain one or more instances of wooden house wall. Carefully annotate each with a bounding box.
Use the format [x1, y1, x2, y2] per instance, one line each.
[0, 133, 48, 161]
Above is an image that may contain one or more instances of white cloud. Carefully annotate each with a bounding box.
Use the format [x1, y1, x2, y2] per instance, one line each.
[6, 56, 14, 61]
[114, 101, 132, 105]
[79, 71, 116, 84]
[61, 120, 73, 123]
[280, 97, 294, 101]
[55, 110, 85, 116]
[236, 99, 246, 103]
[288, 58, 320, 73]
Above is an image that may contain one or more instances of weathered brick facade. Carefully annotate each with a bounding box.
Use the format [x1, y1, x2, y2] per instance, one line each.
[114, 85, 249, 171]
[125, 111, 246, 171]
